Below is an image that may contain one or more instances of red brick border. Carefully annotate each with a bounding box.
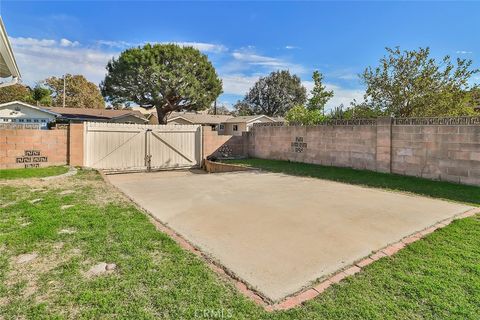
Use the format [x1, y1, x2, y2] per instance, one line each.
[267, 207, 480, 311]
[101, 170, 480, 312]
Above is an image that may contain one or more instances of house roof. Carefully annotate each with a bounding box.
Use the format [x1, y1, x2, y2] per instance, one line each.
[43, 107, 148, 122]
[223, 115, 274, 123]
[0, 101, 61, 117]
[166, 112, 232, 125]
[0, 17, 20, 80]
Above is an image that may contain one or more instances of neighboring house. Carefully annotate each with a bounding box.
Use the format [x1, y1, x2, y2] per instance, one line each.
[43, 107, 148, 124]
[219, 115, 276, 136]
[166, 112, 232, 129]
[147, 113, 158, 125]
[0, 101, 59, 129]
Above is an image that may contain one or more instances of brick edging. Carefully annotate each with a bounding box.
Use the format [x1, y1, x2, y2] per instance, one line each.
[268, 207, 479, 311]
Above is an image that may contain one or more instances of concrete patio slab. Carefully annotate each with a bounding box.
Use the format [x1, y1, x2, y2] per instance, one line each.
[107, 170, 473, 302]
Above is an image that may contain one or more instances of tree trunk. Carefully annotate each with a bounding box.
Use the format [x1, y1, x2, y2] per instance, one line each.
[155, 106, 168, 124]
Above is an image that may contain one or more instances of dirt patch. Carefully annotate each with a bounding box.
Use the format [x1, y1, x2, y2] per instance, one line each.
[5, 243, 83, 302]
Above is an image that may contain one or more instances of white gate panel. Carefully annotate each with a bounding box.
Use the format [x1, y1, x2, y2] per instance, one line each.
[84, 122, 201, 171]
[149, 125, 201, 169]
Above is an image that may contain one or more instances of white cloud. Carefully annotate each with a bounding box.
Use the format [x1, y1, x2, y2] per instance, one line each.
[285, 45, 299, 50]
[11, 36, 116, 85]
[96, 40, 134, 48]
[10, 37, 56, 47]
[456, 50, 473, 54]
[228, 49, 306, 75]
[221, 74, 260, 96]
[167, 42, 227, 53]
[97, 40, 227, 53]
[59, 38, 80, 47]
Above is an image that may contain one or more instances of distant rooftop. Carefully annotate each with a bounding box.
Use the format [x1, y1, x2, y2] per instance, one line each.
[167, 112, 232, 125]
[43, 107, 147, 121]
[224, 115, 274, 123]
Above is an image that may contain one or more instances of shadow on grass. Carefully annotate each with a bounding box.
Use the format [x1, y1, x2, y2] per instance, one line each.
[224, 158, 480, 207]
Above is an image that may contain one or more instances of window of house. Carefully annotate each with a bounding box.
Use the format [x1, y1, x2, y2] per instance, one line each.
[219, 124, 225, 130]
[26, 119, 31, 122]
[41, 119, 46, 122]
[233, 124, 238, 131]
[18, 119, 25, 122]
[34, 119, 39, 123]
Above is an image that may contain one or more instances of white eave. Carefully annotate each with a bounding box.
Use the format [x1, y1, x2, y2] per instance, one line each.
[246, 115, 275, 123]
[0, 101, 61, 117]
[0, 16, 21, 85]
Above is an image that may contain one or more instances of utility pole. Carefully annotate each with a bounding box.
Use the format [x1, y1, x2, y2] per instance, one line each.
[63, 75, 66, 108]
[213, 99, 217, 115]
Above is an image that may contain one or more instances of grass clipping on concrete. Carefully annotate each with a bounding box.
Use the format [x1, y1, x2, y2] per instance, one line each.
[1, 168, 479, 319]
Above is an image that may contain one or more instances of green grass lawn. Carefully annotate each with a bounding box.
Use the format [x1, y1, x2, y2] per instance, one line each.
[1, 168, 479, 319]
[224, 158, 480, 206]
[0, 166, 69, 180]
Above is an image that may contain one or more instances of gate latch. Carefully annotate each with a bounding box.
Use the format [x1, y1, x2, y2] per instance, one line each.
[145, 154, 152, 171]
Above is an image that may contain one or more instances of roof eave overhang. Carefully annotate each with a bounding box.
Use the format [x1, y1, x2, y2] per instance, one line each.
[0, 17, 21, 84]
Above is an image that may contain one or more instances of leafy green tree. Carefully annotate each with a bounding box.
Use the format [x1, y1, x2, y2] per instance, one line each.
[45, 74, 105, 109]
[307, 71, 333, 114]
[239, 70, 307, 117]
[207, 105, 231, 115]
[285, 105, 326, 125]
[29, 85, 52, 106]
[233, 100, 253, 116]
[329, 103, 346, 119]
[101, 44, 223, 123]
[0, 84, 31, 104]
[355, 47, 479, 117]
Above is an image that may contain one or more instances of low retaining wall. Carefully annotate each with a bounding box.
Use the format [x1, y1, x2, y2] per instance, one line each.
[249, 117, 480, 186]
[204, 160, 252, 173]
[0, 124, 84, 169]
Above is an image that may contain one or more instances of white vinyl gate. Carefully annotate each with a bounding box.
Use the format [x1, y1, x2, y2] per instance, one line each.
[84, 122, 202, 171]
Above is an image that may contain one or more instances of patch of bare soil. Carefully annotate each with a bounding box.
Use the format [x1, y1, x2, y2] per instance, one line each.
[5, 244, 83, 302]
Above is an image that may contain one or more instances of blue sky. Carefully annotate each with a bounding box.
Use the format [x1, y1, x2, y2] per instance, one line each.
[3, 1, 480, 110]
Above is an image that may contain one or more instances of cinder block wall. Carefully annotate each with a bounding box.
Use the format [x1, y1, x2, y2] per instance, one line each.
[0, 123, 85, 169]
[249, 118, 480, 186]
[0, 128, 69, 169]
[391, 125, 480, 185]
[250, 124, 378, 171]
[202, 126, 247, 159]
